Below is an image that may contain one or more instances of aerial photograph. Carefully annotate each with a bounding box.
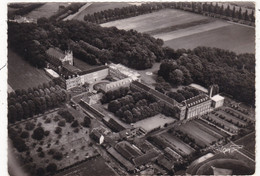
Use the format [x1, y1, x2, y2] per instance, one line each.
[7, 1, 255, 176]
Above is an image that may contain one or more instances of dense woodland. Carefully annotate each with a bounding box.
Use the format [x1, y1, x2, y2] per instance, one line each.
[8, 16, 255, 106]
[8, 81, 67, 124]
[8, 20, 164, 69]
[158, 47, 255, 105]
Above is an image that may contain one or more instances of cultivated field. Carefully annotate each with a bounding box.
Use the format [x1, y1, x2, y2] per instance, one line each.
[177, 121, 220, 147]
[73, 2, 132, 21]
[164, 23, 255, 54]
[161, 132, 195, 155]
[101, 8, 255, 54]
[133, 114, 176, 132]
[8, 49, 51, 91]
[25, 2, 70, 19]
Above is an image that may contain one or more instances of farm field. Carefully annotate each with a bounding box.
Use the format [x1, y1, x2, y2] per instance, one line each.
[73, 2, 133, 21]
[177, 121, 219, 147]
[8, 49, 51, 90]
[101, 9, 208, 33]
[101, 8, 255, 54]
[55, 156, 117, 176]
[161, 132, 195, 155]
[133, 114, 176, 132]
[164, 23, 255, 54]
[25, 2, 70, 19]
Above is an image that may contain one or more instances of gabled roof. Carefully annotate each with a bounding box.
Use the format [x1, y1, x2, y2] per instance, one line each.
[46, 48, 65, 59]
[185, 94, 210, 108]
[78, 65, 108, 75]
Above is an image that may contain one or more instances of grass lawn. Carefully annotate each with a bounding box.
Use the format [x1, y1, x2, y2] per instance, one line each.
[133, 114, 175, 132]
[25, 2, 70, 19]
[235, 132, 255, 157]
[164, 23, 255, 54]
[101, 9, 208, 33]
[73, 2, 132, 21]
[8, 49, 51, 90]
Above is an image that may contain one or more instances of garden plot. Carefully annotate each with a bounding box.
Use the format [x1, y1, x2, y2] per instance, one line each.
[178, 121, 219, 147]
[161, 132, 195, 155]
[9, 108, 95, 175]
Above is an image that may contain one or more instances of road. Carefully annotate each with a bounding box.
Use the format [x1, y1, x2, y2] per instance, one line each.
[63, 3, 93, 21]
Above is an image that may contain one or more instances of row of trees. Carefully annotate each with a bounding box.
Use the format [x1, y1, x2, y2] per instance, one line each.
[166, 87, 200, 103]
[84, 3, 165, 24]
[8, 82, 67, 124]
[201, 2, 255, 22]
[158, 47, 255, 105]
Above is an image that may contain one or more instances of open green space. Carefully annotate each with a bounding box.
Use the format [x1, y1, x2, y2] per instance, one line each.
[25, 2, 70, 19]
[164, 23, 255, 54]
[101, 8, 254, 54]
[73, 2, 132, 21]
[8, 49, 51, 90]
[235, 132, 255, 157]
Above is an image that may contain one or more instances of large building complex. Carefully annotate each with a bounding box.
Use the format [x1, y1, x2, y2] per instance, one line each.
[44, 48, 140, 90]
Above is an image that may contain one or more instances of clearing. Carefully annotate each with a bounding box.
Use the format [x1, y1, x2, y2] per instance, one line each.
[25, 2, 70, 19]
[73, 2, 132, 21]
[133, 114, 175, 132]
[101, 8, 255, 54]
[8, 49, 51, 91]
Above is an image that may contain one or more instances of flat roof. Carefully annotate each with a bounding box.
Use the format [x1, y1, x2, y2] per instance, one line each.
[211, 94, 225, 102]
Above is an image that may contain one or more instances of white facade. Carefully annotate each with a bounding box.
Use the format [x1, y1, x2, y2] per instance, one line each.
[62, 50, 73, 65]
[211, 94, 225, 108]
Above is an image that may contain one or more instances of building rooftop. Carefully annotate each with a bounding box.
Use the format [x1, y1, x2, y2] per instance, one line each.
[189, 83, 208, 93]
[132, 149, 159, 167]
[63, 64, 81, 74]
[46, 47, 65, 59]
[211, 94, 225, 102]
[185, 94, 210, 108]
[78, 65, 108, 75]
[44, 68, 60, 78]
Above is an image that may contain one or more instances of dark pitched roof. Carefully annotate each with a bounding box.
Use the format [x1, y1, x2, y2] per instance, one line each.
[185, 94, 210, 108]
[132, 149, 159, 167]
[46, 48, 65, 59]
[78, 65, 108, 75]
[63, 63, 81, 73]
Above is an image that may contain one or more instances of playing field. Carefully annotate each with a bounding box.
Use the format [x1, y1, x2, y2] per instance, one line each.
[8, 49, 51, 91]
[133, 114, 175, 132]
[25, 2, 70, 19]
[73, 2, 132, 21]
[101, 8, 255, 54]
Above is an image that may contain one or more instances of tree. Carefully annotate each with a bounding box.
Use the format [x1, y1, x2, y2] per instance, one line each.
[27, 100, 36, 116]
[46, 163, 57, 173]
[32, 127, 45, 140]
[8, 105, 17, 123]
[36, 167, 45, 176]
[15, 103, 24, 120]
[124, 110, 133, 123]
[238, 7, 242, 19]
[250, 10, 255, 22]
[232, 6, 236, 18]
[108, 100, 121, 113]
[21, 101, 30, 119]
[225, 5, 231, 17]
[25, 121, 35, 131]
[82, 116, 91, 127]
[71, 120, 79, 128]
[244, 9, 249, 21]
[12, 136, 28, 152]
[20, 131, 29, 138]
[53, 151, 63, 160]
[55, 127, 62, 134]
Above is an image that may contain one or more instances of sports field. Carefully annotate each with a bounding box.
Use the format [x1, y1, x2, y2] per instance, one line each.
[8, 49, 51, 91]
[101, 9, 255, 54]
[133, 114, 175, 132]
[73, 2, 132, 21]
